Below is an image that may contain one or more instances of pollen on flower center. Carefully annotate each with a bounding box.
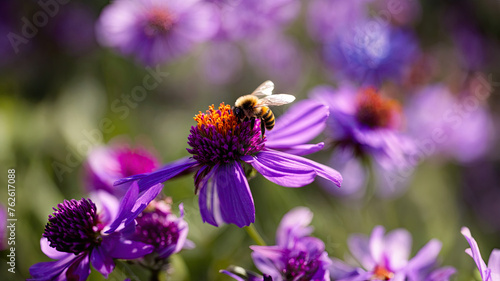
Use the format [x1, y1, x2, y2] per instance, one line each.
[355, 88, 400, 129]
[187, 103, 265, 166]
[371, 265, 394, 280]
[43, 199, 102, 254]
[144, 8, 175, 36]
[282, 250, 320, 281]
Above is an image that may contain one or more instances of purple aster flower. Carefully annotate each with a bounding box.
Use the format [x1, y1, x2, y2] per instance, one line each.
[311, 85, 415, 197]
[331, 226, 455, 281]
[96, 0, 219, 65]
[29, 191, 155, 280]
[84, 140, 160, 197]
[323, 21, 419, 86]
[223, 207, 331, 281]
[116, 98, 342, 228]
[129, 198, 193, 271]
[461, 227, 500, 281]
[404, 83, 494, 164]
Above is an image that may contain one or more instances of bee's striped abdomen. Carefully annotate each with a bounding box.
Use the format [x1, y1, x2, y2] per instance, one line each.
[260, 106, 275, 130]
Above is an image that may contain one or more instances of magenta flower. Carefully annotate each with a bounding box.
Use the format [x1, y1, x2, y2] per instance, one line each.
[84, 140, 160, 197]
[29, 191, 156, 280]
[223, 207, 332, 281]
[116, 99, 341, 228]
[96, 0, 219, 65]
[461, 227, 500, 281]
[331, 226, 455, 281]
[311, 85, 415, 197]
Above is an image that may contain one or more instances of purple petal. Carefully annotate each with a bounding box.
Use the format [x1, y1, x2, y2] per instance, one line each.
[383, 228, 412, 270]
[461, 227, 488, 279]
[369, 226, 386, 266]
[266, 99, 329, 147]
[266, 142, 325, 156]
[348, 233, 375, 270]
[425, 266, 457, 281]
[330, 258, 362, 280]
[220, 270, 246, 281]
[276, 207, 314, 249]
[90, 246, 115, 277]
[198, 163, 255, 227]
[106, 182, 163, 234]
[114, 157, 198, 192]
[103, 236, 154, 259]
[242, 150, 342, 188]
[66, 254, 90, 281]
[29, 253, 89, 281]
[40, 237, 70, 260]
[89, 190, 120, 226]
[488, 249, 500, 279]
[406, 239, 442, 274]
[250, 245, 285, 280]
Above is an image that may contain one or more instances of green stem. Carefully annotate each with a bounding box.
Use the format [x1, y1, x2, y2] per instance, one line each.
[244, 224, 267, 246]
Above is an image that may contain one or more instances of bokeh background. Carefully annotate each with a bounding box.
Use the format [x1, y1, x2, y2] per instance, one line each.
[1, 0, 500, 280]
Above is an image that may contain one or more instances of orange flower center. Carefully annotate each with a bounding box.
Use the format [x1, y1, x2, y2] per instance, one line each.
[144, 8, 175, 36]
[355, 88, 400, 129]
[194, 103, 240, 137]
[371, 265, 394, 280]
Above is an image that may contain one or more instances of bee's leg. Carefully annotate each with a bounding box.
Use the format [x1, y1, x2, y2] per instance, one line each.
[260, 119, 266, 138]
[250, 117, 255, 130]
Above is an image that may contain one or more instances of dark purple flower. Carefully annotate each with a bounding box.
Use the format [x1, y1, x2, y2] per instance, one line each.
[250, 207, 332, 281]
[311, 85, 415, 197]
[29, 191, 155, 280]
[461, 227, 500, 281]
[116, 98, 342, 228]
[96, 0, 219, 65]
[131, 198, 193, 260]
[404, 83, 494, 164]
[323, 21, 419, 86]
[331, 226, 455, 281]
[84, 141, 160, 197]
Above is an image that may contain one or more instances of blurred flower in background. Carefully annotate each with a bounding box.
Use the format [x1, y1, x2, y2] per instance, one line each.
[84, 138, 160, 197]
[331, 226, 455, 281]
[311, 85, 415, 198]
[96, 0, 219, 65]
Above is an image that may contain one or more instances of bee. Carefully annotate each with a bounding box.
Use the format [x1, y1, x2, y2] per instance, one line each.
[233, 80, 295, 136]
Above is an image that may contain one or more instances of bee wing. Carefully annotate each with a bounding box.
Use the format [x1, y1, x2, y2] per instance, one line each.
[251, 80, 274, 96]
[257, 94, 296, 107]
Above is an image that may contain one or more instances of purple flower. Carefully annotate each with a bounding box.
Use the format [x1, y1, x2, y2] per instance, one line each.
[116, 98, 342, 228]
[29, 191, 155, 280]
[223, 207, 331, 281]
[311, 85, 415, 197]
[323, 21, 419, 86]
[331, 226, 455, 281]
[461, 227, 500, 281]
[96, 0, 219, 65]
[251, 207, 332, 281]
[84, 140, 160, 197]
[131, 198, 193, 261]
[404, 83, 494, 164]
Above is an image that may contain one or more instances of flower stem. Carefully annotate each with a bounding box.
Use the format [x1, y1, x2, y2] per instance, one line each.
[244, 224, 267, 246]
